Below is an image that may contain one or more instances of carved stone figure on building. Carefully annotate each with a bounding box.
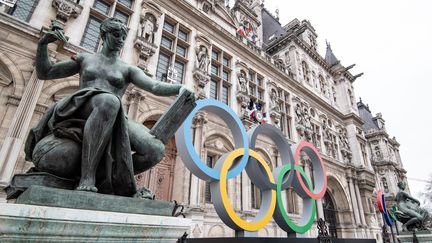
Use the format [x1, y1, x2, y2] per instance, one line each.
[294, 103, 304, 126]
[322, 119, 331, 141]
[196, 45, 209, 73]
[338, 129, 350, 150]
[140, 14, 156, 44]
[237, 71, 248, 94]
[269, 89, 279, 112]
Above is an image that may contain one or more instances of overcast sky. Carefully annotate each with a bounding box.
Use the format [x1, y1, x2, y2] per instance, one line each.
[256, 0, 432, 198]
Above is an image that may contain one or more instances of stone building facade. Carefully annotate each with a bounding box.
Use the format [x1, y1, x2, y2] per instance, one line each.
[0, 0, 408, 242]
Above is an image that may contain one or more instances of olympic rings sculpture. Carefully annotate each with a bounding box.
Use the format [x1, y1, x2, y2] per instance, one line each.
[377, 190, 397, 226]
[176, 99, 328, 233]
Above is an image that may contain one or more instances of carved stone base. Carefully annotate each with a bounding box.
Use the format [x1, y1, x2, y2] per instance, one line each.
[134, 37, 158, 73]
[0, 202, 191, 242]
[398, 230, 432, 243]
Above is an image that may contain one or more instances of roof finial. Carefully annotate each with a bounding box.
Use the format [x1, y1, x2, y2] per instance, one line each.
[275, 8, 279, 21]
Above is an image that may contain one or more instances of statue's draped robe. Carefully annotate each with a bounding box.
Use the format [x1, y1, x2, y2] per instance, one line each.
[24, 88, 137, 196]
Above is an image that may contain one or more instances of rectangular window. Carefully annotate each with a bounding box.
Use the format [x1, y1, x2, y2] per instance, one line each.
[161, 36, 173, 50]
[222, 85, 229, 104]
[118, 0, 133, 8]
[212, 51, 219, 61]
[176, 45, 186, 57]
[178, 29, 188, 41]
[249, 85, 255, 96]
[210, 80, 218, 99]
[114, 10, 129, 24]
[257, 77, 263, 87]
[174, 61, 184, 83]
[205, 156, 214, 203]
[10, 0, 39, 22]
[156, 53, 170, 81]
[222, 70, 229, 81]
[222, 57, 230, 67]
[163, 22, 174, 33]
[93, 0, 110, 15]
[211, 64, 219, 76]
[81, 16, 102, 52]
[258, 90, 263, 100]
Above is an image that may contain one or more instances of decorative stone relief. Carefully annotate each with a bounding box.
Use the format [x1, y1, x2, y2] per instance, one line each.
[338, 126, 352, 163]
[293, 98, 314, 141]
[267, 81, 281, 127]
[192, 111, 208, 128]
[52, 0, 83, 25]
[193, 35, 211, 99]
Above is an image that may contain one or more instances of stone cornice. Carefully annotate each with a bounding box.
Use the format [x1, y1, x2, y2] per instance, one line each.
[342, 112, 364, 126]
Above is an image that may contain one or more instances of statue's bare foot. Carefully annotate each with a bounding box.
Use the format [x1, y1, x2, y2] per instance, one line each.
[133, 187, 155, 200]
[76, 181, 98, 192]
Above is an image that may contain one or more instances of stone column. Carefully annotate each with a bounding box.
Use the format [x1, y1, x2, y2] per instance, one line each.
[354, 179, 367, 226]
[241, 171, 250, 211]
[189, 112, 207, 205]
[0, 70, 43, 188]
[347, 175, 361, 225]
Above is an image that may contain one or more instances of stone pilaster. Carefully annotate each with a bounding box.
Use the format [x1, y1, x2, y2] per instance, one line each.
[354, 178, 367, 226]
[0, 70, 43, 187]
[347, 175, 361, 226]
[189, 111, 207, 205]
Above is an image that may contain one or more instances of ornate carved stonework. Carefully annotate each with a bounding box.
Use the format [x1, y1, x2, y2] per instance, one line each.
[293, 98, 313, 140]
[192, 111, 208, 128]
[52, 0, 83, 24]
[133, 38, 157, 73]
[193, 70, 210, 99]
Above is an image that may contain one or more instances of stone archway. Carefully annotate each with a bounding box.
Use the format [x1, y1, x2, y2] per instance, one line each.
[323, 191, 338, 238]
[324, 176, 352, 238]
[134, 119, 177, 201]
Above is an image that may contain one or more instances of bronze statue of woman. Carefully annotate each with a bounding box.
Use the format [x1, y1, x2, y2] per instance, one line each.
[25, 18, 190, 197]
[395, 181, 430, 231]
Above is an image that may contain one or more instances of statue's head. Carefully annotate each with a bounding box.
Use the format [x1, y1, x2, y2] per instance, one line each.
[398, 181, 406, 190]
[100, 17, 128, 51]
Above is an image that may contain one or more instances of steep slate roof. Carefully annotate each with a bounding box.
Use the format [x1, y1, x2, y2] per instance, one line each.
[325, 42, 340, 66]
[261, 8, 286, 47]
[357, 99, 379, 132]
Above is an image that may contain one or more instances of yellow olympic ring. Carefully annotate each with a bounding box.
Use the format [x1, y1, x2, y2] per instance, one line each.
[218, 148, 276, 231]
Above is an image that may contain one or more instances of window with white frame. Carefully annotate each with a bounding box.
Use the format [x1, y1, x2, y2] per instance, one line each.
[156, 16, 190, 83]
[7, 0, 39, 22]
[209, 47, 232, 104]
[80, 0, 133, 52]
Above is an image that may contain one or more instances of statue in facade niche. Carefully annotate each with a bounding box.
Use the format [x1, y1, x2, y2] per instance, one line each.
[338, 129, 350, 150]
[140, 14, 156, 44]
[238, 71, 248, 94]
[25, 18, 194, 197]
[269, 89, 279, 112]
[294, 103, 304, 126]
[196, 45, 209, 73]
[393, 181, 431, 231]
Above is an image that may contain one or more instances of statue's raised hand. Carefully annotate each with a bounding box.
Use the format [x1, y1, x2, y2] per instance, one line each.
[39, 20, 69, 45]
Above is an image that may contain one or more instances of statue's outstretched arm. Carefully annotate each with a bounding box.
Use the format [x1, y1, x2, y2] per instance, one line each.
[36, 31, 80, 80]
[129, 66, 182, 96]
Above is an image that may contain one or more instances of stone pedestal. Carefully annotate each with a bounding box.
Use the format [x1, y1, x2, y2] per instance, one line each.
[397, 231, 432, 243]
[0, 202, 192, 242]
